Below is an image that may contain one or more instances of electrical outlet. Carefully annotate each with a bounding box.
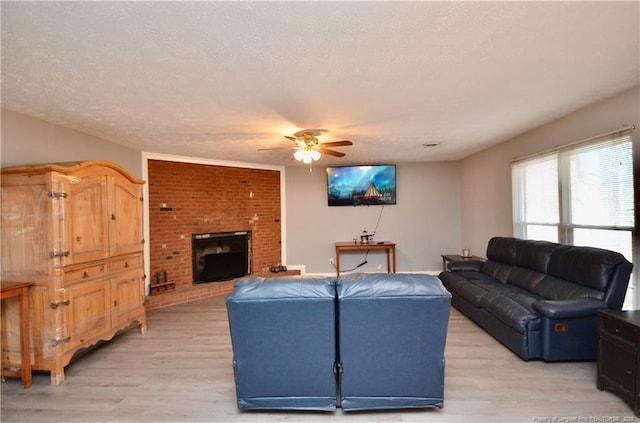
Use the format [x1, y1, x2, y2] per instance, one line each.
[329, 258, 335, 265]
[377, 264, 383, 270]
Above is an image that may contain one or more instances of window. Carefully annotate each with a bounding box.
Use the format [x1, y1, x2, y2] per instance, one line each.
[512, 129, 635, 305]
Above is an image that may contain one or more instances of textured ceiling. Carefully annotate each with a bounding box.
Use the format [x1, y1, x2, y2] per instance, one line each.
[2, 1, 639, 167]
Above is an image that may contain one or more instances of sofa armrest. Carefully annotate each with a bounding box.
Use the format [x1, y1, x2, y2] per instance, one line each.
[531, 298, 608, 320]
[447, 260, 484, 272]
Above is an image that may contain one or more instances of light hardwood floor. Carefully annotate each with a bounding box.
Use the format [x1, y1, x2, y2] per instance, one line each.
[1, 295, 635, 423]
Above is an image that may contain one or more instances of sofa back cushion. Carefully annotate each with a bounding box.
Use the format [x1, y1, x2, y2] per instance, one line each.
[482, 261, 512, 284]
[229, 275, 336, 299]
[513, 240, 558, 273]
[486, 237, 520, 264]
[547, 245, 629, 292]
[507, 267, 547, 292]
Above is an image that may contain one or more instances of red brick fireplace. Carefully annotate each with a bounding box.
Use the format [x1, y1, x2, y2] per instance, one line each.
[144, 159, 288, 309]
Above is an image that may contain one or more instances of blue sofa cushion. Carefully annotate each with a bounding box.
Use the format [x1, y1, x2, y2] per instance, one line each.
[547, 245, 629, 291]
[507, 267, 547, 292]
[486, 237, 519, 263]
[532, 274, 605, 301]
[457, 283, 491, 307]
[482, 260, 513, 283]
[512, 239, 558, 273]
[457, 278, 516, 306]
[480, 290, 543, 333]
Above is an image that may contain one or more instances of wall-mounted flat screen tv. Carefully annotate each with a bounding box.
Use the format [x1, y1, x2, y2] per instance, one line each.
[326, 164, 396, 206]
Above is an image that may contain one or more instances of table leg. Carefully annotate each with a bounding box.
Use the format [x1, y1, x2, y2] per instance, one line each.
[335, 246, 341, 277]
[18, 287, 32, 389]
[391, 246, 396, 273]
[386, 250, 391, 273]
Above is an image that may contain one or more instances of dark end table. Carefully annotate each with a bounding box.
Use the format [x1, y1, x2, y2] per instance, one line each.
[440, 254, 485, 272]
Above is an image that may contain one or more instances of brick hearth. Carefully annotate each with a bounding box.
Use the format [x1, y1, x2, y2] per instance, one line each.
[144, 269, 302, 310]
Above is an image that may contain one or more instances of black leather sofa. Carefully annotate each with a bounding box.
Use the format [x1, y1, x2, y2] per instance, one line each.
[439, 237, 633, 361]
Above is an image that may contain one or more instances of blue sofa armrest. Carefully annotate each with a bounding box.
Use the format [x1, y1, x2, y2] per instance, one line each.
[532, 298, 608, 320]
[447, 260, 484, 272]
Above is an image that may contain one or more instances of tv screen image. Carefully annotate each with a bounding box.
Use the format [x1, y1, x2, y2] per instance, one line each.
[326, 164, 396, 206]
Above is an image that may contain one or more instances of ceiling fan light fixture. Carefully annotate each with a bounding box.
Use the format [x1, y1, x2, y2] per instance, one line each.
[294, 147, 322, 164]
[259, 129, 352, 168]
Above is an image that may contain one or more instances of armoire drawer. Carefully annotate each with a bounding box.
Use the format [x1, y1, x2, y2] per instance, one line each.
[110, 253, 143, 273]
[63, 261, 108, 286]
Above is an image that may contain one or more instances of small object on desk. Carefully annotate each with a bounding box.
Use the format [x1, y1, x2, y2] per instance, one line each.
[359, 230, 374, 244]
[462, 248, 471, 257]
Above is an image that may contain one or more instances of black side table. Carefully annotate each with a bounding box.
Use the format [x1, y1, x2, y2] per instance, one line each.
[597, 309, 640, 416]
[440, 254, 484, 272]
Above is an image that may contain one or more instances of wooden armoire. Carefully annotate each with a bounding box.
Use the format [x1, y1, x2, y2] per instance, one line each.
[1, 160, 147, 384]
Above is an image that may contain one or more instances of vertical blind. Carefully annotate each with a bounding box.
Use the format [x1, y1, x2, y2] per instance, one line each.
[512, 129, 634, 262]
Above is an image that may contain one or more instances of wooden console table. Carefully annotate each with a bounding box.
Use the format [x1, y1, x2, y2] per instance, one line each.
[1, 281, 34, 388]
[335, 241, 396, 276]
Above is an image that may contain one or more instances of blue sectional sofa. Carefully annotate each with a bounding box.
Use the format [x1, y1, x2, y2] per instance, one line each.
[439, 237, 633, 362]
[225, 273, 451, 412]
[225, 276, 337, 411]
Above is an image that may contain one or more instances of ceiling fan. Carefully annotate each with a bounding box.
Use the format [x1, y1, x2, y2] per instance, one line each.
[259, 129, 353, 165]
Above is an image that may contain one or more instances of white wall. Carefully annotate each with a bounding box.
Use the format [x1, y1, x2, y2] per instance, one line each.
[5, 85, 638, 276]
[459, 85, 640, 258]
[285, 161, 462, 274]
[1, 109, 142, 177]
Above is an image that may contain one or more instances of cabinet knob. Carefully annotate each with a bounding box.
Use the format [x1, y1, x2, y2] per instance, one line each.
[111, 213, 116, 220]
[124, 262, 129, 268]
[49, 300, 71, 309]
[82, 271, 89, 278]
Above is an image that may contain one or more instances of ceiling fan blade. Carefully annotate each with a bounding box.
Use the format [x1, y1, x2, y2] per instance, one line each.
[257, 147, 292, 151]
[319, 140, 352, 147]
[318, 148, 346, 158]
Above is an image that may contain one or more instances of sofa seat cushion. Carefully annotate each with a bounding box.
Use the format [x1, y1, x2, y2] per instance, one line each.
[440, 271, 490, 294]
[456, 277, 535, 307]
[532, 275, 605, 301]
[457, 283, 491, 307]
[480, 291, 543, 334]
[457, 271, 499, 284]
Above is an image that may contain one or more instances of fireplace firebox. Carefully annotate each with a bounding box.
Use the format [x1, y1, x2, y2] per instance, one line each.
[192, 231, 251, 284]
